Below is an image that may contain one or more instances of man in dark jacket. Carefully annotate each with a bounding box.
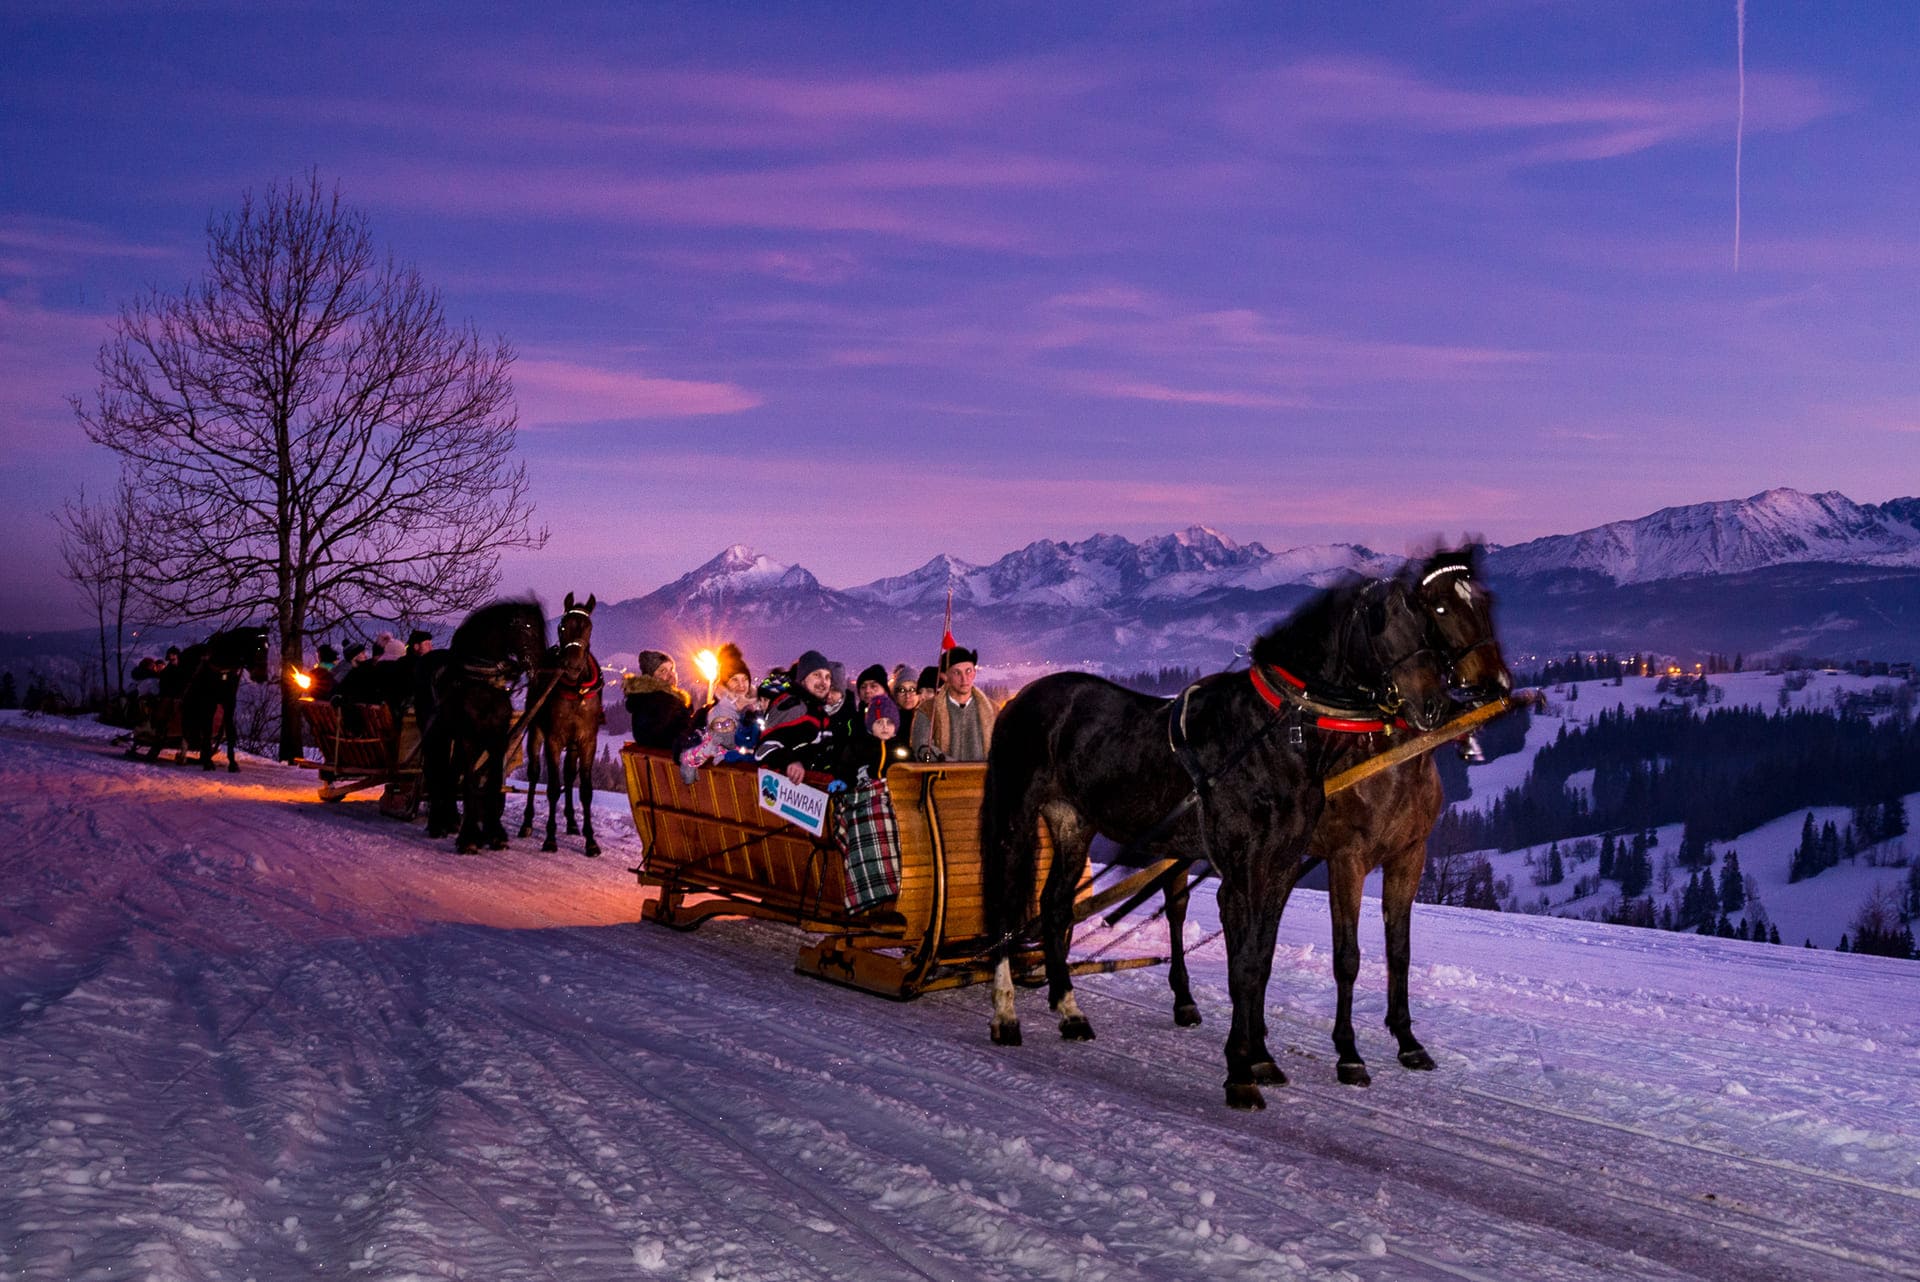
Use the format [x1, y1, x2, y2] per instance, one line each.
[755, 649, 840, 784]
[624, 650, 693, 751]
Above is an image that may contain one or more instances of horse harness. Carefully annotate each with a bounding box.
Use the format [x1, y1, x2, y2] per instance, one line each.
[1076, 582, 1419, 930]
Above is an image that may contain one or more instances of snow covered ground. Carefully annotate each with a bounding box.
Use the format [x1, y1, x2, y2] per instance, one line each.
[4, 716, 1919, 1281]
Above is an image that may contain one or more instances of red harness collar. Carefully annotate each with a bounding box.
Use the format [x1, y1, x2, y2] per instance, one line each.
[1249, 665, 1397, 735]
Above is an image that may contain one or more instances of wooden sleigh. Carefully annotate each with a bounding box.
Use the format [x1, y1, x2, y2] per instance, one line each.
[622, 697, 1518, 1001]
[126, 696, 190, 761]
[622, 747, 1181, 999]
[298, 699, 424, 816]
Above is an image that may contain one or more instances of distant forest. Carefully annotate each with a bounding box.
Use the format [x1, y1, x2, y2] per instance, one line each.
[1431, 703, 1920, 856]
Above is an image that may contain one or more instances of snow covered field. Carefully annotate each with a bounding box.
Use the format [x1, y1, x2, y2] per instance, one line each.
[1452, 671, 1917, 945]
[3, 716, 1918, 1281]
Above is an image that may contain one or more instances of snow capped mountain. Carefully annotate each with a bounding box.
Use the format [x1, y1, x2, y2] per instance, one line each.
[646, 544, 820, 606]
[1488, 488, 1920, 585]
[573, 489, 1920, 669]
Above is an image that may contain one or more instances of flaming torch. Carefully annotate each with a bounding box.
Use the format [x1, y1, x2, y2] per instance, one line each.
[289, 666, 313, 696]
[694, 649, 719, 703]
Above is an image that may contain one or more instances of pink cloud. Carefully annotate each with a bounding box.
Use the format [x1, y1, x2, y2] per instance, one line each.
[1077, 379, 1320, 410]
[1226, 58, 1843, 168]
[512, 357, 761, 424]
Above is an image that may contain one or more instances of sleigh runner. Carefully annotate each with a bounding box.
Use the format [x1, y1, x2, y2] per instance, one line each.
[622, 747, 1176, 999]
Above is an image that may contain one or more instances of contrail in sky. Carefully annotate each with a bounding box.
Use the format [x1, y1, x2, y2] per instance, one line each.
[1735, 0, 1746, 270]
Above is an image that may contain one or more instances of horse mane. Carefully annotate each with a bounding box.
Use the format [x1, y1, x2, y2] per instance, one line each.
[451, 597, 545, 653]
[1248, 575, 1375, 670]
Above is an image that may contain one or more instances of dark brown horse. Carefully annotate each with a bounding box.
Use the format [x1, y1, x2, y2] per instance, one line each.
[180, 626, 270, 772]
[1154, 546, 1513, 1085]
[981, 572, 1457, 1109]
[423, 599, 547, 854]
[518, 592, 606, 857]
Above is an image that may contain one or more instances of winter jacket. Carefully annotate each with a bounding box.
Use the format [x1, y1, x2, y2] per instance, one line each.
[624, 673, 693, 751]
[754, 690, 838, 779]
[911, 690, 998, 762]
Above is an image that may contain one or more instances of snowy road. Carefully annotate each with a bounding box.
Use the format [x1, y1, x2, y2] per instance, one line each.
[2, 719, 1917, 1281]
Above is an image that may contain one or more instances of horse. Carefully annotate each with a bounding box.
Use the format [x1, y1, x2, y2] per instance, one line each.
[178, 626, 270, 772]
[981, 571, 1458, 1109]
[517, 592, 606, 857]
[422, 599, 547, 855]
[1151, 546, 1514, 1086]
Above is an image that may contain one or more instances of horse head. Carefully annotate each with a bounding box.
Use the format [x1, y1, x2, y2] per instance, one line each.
[451, 598, 549, 676]
[1354, 578, 1454, 732]
[1250, 575, 1454, 732]
[558, 592, 596, 657]
[1407, 545, 1512, 707]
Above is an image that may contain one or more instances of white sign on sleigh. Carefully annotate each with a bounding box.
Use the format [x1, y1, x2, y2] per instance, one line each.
[758, 768, 829, 836]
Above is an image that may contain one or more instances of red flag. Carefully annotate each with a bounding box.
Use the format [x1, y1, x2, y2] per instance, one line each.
[941, 583, 956, 653]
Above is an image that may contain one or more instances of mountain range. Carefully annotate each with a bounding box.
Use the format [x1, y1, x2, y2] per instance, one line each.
[586, 488, 1920, 673]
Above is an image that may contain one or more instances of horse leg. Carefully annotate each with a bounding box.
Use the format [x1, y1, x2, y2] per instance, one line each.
[983, 767, 1047, 1048]
[542, 738, 562, 853]
[1039, 802, 1094, 1041]
[1327, 854, 1372, 1086]
[1382, 842, 1436, 1071]
[225, 695, 240, 772]
[455, 743, 487, 854]
[578, 745, 599, 858]
[424, 722, 459, 839]
[564, 746, 580, 835]
[485, 736, 510, 849]
[1164, 864, 1201, 1027]
[1218, 868, 1287, 1109]
[518, 728, 540, 839]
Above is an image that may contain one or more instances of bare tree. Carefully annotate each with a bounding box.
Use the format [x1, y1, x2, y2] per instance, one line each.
[75, 173, 545, 759]
[55, 482, 144, 707]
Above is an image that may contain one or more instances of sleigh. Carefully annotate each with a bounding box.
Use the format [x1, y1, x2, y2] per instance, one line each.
[621, 747, 1185, 999]
[298, 699, 424, 816]
[126, 696, 188, 760]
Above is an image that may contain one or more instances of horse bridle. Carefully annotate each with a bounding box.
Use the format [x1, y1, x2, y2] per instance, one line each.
[1337, 578, 1445, 717]
[1417, 563, 1504, 699]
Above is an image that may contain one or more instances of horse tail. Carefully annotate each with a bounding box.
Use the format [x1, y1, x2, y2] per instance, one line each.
[981, 691, 1048, 964]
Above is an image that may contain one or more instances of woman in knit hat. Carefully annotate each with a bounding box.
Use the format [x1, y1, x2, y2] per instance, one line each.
[623, 649, 693, 751]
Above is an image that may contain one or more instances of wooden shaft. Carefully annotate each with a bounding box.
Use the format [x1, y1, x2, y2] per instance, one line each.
[1322, 696, 1517, 798]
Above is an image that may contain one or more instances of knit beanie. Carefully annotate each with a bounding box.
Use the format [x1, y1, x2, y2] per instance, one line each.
[916, 665, 939, 692]
[714, 642, 750, 686]
[637, 649, 673, 677]
[865, 693, 901, 731]
[857, 663, 889, 692]
[794, 649, 833, 682]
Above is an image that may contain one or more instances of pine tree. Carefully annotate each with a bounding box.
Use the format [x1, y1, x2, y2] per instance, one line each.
[1883, 796, 1910, 841]
[1463, 859, 1500, 911]
[0, 672, 14, 710]
[1544, 842, 1565, 886]
[1599, 832, 1616, 879]
[1719, 851, 1745, 913]
[1768, 923, 1781, 945]
[1789, 813, 1818, 883]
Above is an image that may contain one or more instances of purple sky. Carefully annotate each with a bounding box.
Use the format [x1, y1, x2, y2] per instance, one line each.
[6, 2, 1920, 628]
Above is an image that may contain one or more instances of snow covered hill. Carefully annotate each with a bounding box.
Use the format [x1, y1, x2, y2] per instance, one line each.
[4, 718, 1918, 1281]
[1448, 669, 1918, 948]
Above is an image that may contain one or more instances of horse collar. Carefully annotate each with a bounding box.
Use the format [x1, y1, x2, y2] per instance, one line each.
[1249, 665, 1398, 736]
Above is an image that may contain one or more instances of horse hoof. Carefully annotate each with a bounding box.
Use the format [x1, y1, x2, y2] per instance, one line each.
[583, 843, 601, 858]
[488, 839, 509, 852]
[228, 763, 239, 774]
[517, 824, 532, 839]
[1250, 1060, 1286, 1086]
[1059, 1016, 1096, 1042]
[566, 823, 580, 836]
[541, 838, 558, 853]
[1224, 1083, 1267, 1111]
[1173, 1002, 1202, 1027]
[1338, 1060, 1373, 1087]
[990, 1020, 1023, 1047]
[1399, 1048, 1436, 1072]
[457, 841, 480, 855]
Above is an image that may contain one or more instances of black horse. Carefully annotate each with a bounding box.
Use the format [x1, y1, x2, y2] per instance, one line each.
[517, 592, 606, 857]
[1150, 546, 1514, 1086]
[179, 626, 270, 772]
[423, 599, 547, 854]
[981, 572, 1457, 1110]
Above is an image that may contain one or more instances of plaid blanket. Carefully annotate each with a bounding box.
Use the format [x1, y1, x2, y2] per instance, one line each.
[834, 779, 902, 912]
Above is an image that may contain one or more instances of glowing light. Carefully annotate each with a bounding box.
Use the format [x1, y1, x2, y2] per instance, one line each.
[289, 667, 312, 692]
[694, 650, 719, 684]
